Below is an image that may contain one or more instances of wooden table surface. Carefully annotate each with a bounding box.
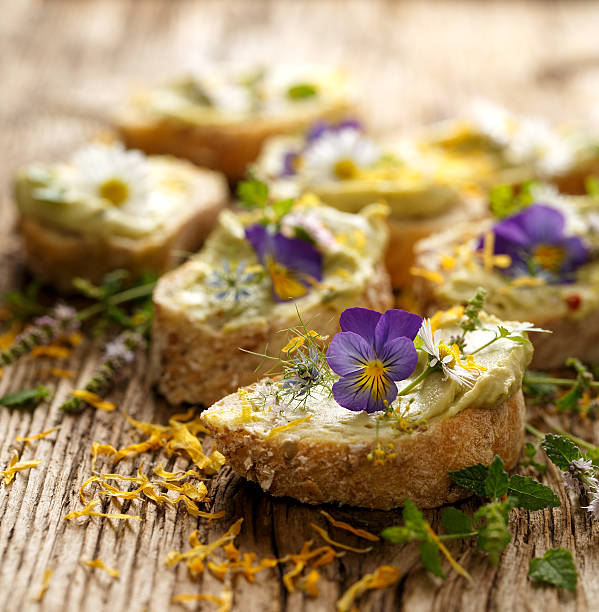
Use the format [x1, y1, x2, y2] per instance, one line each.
[3, 1, 599, 611]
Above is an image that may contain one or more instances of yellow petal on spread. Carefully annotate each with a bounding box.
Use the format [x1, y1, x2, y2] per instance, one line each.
[440, 254, 456, 270]
[31, 345, 72, 359]
[1, 451, 41, 486]
[336, 565, 400, 612]
[64, 500, 142, 521]
[409, 267, 443, 284]
[71, 390, 116, 412]
[237, 388, 254, 422]
[81, 558, 121, 579]
[310, 523, 373, 553]
[33, 569, 52, 602]
[510, 275, 546, 287]
[319, 510, 380, 542]
[424, 524, 473, 583]
[266, 415, 312, 440]
[16, 426, 60, 444]
[90, 443, 117, 473]
[429, 305, 465, 333]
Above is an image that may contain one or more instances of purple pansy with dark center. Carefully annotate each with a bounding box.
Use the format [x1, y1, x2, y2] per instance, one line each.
[245, 224, 323, 302]
[478, 204, 589, 283]
[326, 307, 423, 413]
[278, 119, 363, 178]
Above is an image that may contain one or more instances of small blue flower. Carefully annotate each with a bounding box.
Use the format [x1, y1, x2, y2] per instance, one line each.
[206, 260, 258, 302]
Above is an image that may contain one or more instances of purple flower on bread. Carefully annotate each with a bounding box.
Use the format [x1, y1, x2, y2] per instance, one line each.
[245, 224, 323, 302]
[326, 307, 423, 413]
[479, 204, 589, 283]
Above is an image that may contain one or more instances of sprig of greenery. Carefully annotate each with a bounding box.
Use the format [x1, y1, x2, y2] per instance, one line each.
[381, 455, 559, 578]
[488, 181, 536, 219]
[0, 386, 52, 410]
[0, 280, 45, 322]
[237, 176, 294, 226]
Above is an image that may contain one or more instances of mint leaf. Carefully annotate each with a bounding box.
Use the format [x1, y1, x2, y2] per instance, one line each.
[507, 475, 560, 511]
[474, 500, 512, 564]
[0, 386, 51, 409]
[485, 455, 509, 499]
[529, 548, 577, 592]
[380, 526, 415, 544]
[449, 463, 488, 497]
[237, 178, 269, 209]
[287, 83, 318, 100]
[441, 507, 472, 535]
[542, 434, 582, 470]
[419, 540, 444, 578]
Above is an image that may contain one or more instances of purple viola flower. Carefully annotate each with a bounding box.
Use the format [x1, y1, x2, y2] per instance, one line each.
[479, 204, 589, 283]
[281, 151, 299, 177]
[245, 224, 323, 302]
[326, 307, 423, 413]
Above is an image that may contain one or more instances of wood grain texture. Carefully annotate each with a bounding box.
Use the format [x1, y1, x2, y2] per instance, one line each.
[2, 1, 599, 611]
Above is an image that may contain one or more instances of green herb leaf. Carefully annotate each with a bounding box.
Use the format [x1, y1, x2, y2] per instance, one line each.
[488, 181, 536, 219]
[0, 386, 51, 409]
[542, 434, 582, 470]
[485, 455, 509, 499]
[474, 500, 512, 564]
[523, 371, 558, 397]
[441, 507, 472, 535]
[507, 474, 560, 511]
[459, 288, 486, 334]
[287, 83, 318, 100]
[529, 548, 577, 592]
[556, 385, 583, 412]
[237, 178, 269, 209]
[449, 463, 488, 497]
[271, 198, 294, 221]
[419, 540, 444, 578]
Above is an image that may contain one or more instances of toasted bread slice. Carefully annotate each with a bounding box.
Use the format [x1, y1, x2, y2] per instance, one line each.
[14, 150, 228, 291]
[152, 200, 393, 406]
[202, 312, 532, 509]
[117, 68, 355, 181]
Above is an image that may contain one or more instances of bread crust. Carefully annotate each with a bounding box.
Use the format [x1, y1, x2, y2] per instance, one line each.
[152, 262, 393, 406]
[17, 168, 228, 291]
[118, 103, 354, 182]
[205, 389, 526, 510]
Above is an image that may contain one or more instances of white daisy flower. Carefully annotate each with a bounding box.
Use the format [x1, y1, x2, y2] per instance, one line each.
[70, 143, 149, 211]
[208, 81, 254, 114]
[418, 319, 478, 389]
[280, 211, 337, 251]
[300, 127, 381, 184]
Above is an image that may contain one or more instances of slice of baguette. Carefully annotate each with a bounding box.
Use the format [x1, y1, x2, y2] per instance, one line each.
[117, 102, 354, 182]
[15, 163, 228, 291]
[151, 202, 393, 406]
[204, 389, 525, 510]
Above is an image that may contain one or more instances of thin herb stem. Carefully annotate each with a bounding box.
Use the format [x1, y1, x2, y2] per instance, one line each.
[469, 336, 500, 355]
[523, 374, 599, 389]
[525, 423, 545, 440]
[437, 531, 479, 541]
[397, 365, 434, 397]
[552, 426, 598, 451]
[76, 282, 156, 322]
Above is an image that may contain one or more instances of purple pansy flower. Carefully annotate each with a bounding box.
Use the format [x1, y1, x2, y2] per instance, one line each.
[326, 308, 423, 413]
[479, 204, 589, 283]
[245, 224, 323, 302]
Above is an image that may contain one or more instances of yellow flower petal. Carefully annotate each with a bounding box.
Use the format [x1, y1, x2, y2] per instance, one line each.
[71, 390, 115, 412]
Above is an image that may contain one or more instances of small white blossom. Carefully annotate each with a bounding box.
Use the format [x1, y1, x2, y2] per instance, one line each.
[418, 319, 477, 389]
[280, 211, 336, 251]
[584, 489, 599, 519]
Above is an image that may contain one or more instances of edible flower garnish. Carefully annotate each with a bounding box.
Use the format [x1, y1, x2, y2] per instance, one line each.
[206, 260, 261, 303]
[326, 307, 422, 413]
[479, 204, 589, 283]
[70, 143, 149, 208]
[245, 224, 323, 301]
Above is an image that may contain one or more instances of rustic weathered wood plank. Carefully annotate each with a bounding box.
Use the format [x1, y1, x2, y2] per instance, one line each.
[2, 1, 599, 610]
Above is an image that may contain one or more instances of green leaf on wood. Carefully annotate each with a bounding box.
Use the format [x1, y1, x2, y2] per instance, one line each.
[485, 455, 509, 499]
[0, 386, 51, 409]
[449, 463, 489, 497]
[529, 548, 577, 592]
[441, 507, 472, 535]
[542, 434, 582, 470]
[507, 474, 560, 511]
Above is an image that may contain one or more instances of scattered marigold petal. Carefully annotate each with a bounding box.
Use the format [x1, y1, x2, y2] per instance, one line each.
[266, 415, 312, 439]
[1, 451, 41, 486]
[90, 443, 117, 472]
[153, 465, 200, 481]
[33, 569, 52, 602]
[16, 426, 60, 444]
[49, 368, 75, 379]
[336, 565, 400, 612]
[424, 524, 473, 583]
[64, 499, 141, 521]
[302, 569, 320, 597]
[510, 276, 546, 287]
[172, 593, 222, 604]
[68, 332, 84, 346]
[81, 558, 120, 578]
[409, 267, 443, 284]
[310, 523, 373, 553]
[319, 510, 380, 542]
[31, 345, 72, 359]
[71, 390, 115, 412]
[80, 475, 101, 504]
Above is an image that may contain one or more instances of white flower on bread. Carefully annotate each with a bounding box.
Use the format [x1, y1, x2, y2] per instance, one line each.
[469, 99, 574, 176]
[418, 319, 477, 389]
[69, 143, 150, 211]
[280, 210, 337, 251]
[301, 127, 381, 184]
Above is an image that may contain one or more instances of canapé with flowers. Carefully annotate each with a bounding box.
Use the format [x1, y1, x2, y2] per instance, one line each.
[413, 184, 599, 368]
[151, 180, 393, 406]
[201, 303, 534, 509]
[14, 142, 228, 291]
[408, 100, 599, 194]
[117, 66, 355, 181]
[255, 119, 478, 288]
